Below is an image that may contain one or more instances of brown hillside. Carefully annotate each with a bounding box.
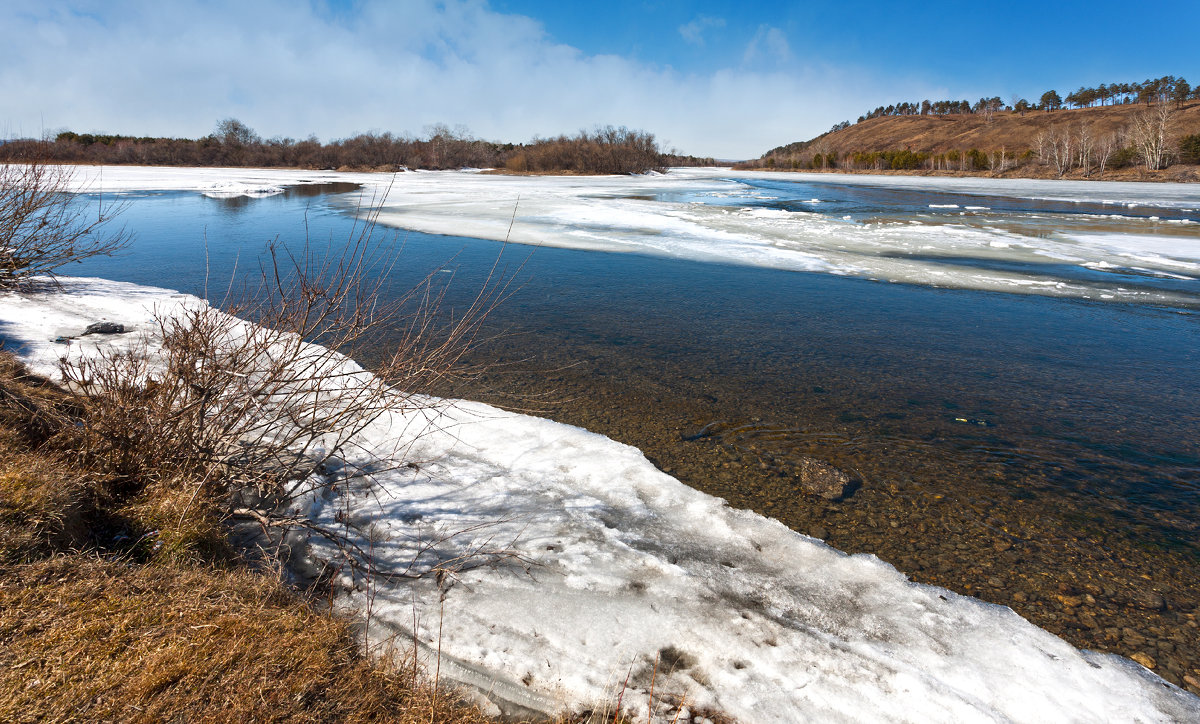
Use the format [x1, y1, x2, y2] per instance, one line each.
[795, 101, 1200, 155]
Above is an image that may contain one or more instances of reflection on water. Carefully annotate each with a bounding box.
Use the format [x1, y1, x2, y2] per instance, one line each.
[201, 182, 363, 211]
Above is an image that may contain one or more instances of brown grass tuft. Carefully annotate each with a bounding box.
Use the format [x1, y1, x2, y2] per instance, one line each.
[0, 448, 91, 562]
[0, 557, 491, 723]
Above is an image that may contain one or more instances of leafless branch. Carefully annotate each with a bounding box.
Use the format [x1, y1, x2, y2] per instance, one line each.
[0, 161, 130, 289]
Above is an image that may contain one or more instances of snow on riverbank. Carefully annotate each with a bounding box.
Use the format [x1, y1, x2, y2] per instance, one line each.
[61, 165, 1200, 308]
[64, 165, 357, 194]
[2, 276, 1197, 722]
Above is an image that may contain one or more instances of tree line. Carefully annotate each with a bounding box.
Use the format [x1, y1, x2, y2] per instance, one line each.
[0, 119, 714, 175]
[502, 127, 667, 174]
[853, 75, 1197, 125]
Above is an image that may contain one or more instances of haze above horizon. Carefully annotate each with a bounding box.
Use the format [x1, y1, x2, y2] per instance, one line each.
[1, 0, 1197, 159]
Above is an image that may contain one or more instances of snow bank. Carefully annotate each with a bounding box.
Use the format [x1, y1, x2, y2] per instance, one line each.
[2, 277, 1197, 723]
[60, 165, 362, 193]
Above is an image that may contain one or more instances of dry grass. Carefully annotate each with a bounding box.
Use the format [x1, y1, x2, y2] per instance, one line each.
[0, 447, 91, 562]
[0, 557, 492, 724]
[0, 356, 94, 564]
[809, 101, 1200, 156]
[0, 353, 492, 723]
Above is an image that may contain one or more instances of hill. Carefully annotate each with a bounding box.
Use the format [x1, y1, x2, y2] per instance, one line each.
[741, 102, 1200, 181]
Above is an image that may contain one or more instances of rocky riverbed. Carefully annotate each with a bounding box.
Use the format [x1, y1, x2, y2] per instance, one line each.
[441, 339, 1200, 695]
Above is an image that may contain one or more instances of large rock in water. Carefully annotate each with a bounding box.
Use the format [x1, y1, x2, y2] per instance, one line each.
[794, 457, 855, 500]
[82, 321, 125, 335]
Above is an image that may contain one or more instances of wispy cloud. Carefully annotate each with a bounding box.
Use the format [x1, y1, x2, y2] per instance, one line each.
[0, 1, 909, 158]
[678, 15, 725, 46]
[743, 25, 791, 67]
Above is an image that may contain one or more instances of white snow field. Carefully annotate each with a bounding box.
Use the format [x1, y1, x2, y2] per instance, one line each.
[2, 277, 1197, 723]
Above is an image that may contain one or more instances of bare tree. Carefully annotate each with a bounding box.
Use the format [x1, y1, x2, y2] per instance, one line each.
[1034, 130, 1051, 165]
[812, 140, 832, 169]
[1075, 124, 1095, 177]
[1096, 131, 1121, 175]
[1048, 128, 1073, 177]
[1129, 103, 1177, 171]
[988, 147, 1008, 173]
[981, 97, 1003, 123]
[215, 118, 260, 146]
[0, 161, 130, 289]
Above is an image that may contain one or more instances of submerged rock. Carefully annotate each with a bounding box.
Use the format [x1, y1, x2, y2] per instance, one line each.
[1136, 590, 1168, 612]
[794, 457, 856, 500]
[1131, 651, 1157, 670]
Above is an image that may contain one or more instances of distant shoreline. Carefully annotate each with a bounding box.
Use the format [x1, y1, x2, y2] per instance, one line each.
[731, 163, 1200, 184]
[17, 160, 1198, 183]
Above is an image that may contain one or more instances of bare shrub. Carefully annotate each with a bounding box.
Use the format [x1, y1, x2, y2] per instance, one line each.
[0, 161, 129, 289]
[61, 203, 517, 578]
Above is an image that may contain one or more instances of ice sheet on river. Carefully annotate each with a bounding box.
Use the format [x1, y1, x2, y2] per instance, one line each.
[348, 168, 1200, 308]
[65, 165, 1200, 308]
[3, 277, 1197, 722]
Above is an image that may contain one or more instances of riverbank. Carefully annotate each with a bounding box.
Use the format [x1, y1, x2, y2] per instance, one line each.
[3, 276, 1197, 720]
[0, 349, 491, 723]
[740, 101, 1200, 183]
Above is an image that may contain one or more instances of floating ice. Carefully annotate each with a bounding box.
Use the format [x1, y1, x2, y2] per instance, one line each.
[200, 180, 285, 198]
[58, 165, 1200, 309]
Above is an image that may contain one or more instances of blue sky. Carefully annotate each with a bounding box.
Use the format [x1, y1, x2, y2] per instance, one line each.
[2, 0, 1197, 158]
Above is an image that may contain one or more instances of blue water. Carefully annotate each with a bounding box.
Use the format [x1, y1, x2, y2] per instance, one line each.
[732, 176, 1199, 220]
[67, 185, 1200, 561]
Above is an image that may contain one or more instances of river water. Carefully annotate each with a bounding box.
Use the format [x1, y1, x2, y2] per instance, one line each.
[69, 172, 1200, 687]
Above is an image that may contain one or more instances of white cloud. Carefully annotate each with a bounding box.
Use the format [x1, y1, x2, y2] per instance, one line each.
[678, 15, 725, 46]
[0, 0, 914, 159]
[743, 25, 792, 67]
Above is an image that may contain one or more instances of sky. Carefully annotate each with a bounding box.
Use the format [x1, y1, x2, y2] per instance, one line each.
[1, 0, 1197, 159]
